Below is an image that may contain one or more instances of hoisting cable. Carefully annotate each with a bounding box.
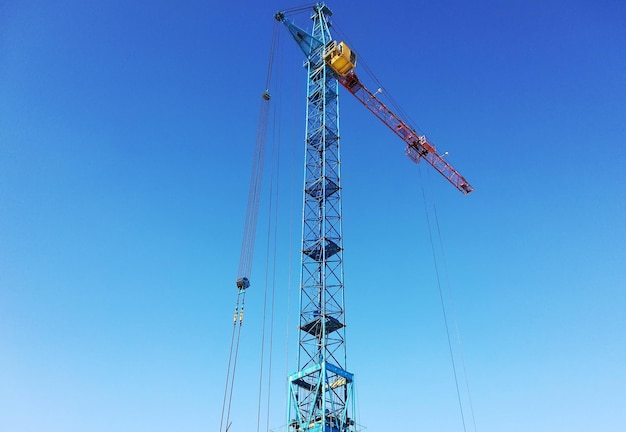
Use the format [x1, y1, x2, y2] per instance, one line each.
[430, 184, 479, 432]
[222, 289, 246, 432]
[256, 27, 284, 432]
[417, 165, 477, 432]
[256, 109, 282, 432]
[418, 165, 467, 432]
[219, 19, 280, 432]
[283, 65, 300, 428]
[264, 29, 291, 432]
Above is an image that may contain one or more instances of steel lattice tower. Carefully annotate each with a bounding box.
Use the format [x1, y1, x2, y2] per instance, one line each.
[276, 4, 356, 432]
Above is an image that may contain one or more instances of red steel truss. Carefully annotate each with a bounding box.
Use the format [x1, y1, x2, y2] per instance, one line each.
[338, 71, 474, 195]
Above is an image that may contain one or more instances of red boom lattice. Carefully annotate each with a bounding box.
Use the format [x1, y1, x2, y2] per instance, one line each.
[338, 72, 474, 195]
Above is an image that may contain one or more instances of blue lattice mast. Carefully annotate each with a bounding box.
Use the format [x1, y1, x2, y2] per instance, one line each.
[276, 4, 356, 432]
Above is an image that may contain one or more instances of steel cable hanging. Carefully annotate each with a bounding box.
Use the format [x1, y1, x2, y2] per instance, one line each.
[255, 39, 300, 432]
[219, 293, 241, 432]
[282, 63, 300, 431]
[438, 234, 479, 432]
[263, 31, 291, 432]
[256, 53, 283, 432]
[417, 165, 478, 432]
[219, 21, 280, 432]
[430, 176, 479, 432]
[222, 290, 246, 432]
[255, 116, 282, 432]
[417, 166, 468, 432]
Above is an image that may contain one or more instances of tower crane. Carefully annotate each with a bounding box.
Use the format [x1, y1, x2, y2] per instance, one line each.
[274, 4, 473, 432]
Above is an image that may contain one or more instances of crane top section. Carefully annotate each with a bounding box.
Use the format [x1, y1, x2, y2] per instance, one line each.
[275, 4, 474, 195]
[275, 4, 356, 74]
[274, 6, 329, 59]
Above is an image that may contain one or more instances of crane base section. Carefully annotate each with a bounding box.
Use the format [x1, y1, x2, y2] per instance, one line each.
[288, 362, 356, 432]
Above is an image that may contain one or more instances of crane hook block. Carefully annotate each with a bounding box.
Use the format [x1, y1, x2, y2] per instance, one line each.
[236, 277, 250, 290]
[324, 41, 357, 76]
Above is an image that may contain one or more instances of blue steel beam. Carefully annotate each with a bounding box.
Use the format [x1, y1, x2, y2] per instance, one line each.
[276, 4, 357, 432]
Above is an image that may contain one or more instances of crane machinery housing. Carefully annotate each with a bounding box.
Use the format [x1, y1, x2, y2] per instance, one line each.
[264, 4, 474, 432]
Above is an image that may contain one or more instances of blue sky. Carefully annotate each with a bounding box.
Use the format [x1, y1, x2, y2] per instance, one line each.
[1, 1, 625, 431]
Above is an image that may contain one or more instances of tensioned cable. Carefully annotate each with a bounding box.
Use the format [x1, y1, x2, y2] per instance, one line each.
[281, 4, 318, 16]
[224, 292, 246, 432]
[238, 20, 281, 280]
[265, 23, 300, 432]
[283, 52, 300, 427]
[219, 20, 280, 432]
[266, 106, 282, 432]
[431, 184, 478, 432]
[417, 165, 468, 432]
[255, 144, 275, 432]
[256, 62, 283, 432]
[219, 292, 242, 432]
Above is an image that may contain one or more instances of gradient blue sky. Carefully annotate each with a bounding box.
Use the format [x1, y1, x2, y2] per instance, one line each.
[1, 1, 625, 431]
